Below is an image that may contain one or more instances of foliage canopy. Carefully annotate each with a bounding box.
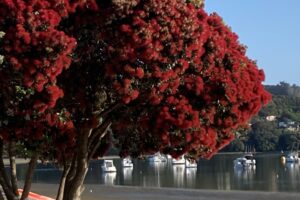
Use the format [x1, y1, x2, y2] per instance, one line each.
[0, 1, 271, 199]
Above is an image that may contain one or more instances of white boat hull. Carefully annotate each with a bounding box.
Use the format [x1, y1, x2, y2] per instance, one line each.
[102, 160, 117, 172]
[122, 158, 134, 167]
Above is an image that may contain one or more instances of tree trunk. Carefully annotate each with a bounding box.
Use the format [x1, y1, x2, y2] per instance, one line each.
[62, 129, 89, 200]
[0, 140, 18, 200]
[0, 187, 5, 200]
[8, 142, 19, 198]
[20, 153, 38, 200]
[63, 165, 88, 200]
[56, 162, 71, 200]
[60, 112, 113, 200]
[0, 177, 17, 200]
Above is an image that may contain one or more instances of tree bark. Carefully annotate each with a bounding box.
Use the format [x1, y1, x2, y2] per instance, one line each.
[56, 159, 71, 200]
[88, 121, 111, 161]
[0, 176, 17, 200]
[0, 187, 5, 200]
[20, 152, 38, 200]
[63, 129, 89, 200]
[61, 105, 116, 200]
[0, 140, 11, 188]
[8, 142, 19, 197]
[0, 140, 18, 200]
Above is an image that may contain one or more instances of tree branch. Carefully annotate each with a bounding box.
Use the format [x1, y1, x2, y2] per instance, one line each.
[88, 118, 112, 148]
[88, 121, 112, 161]
[95, 102, 121, 120]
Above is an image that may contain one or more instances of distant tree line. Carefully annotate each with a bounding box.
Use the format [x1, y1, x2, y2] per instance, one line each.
[223, 82, 300, 152]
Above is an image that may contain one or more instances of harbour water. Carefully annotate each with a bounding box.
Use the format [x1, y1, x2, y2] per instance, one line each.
[17, 153, 300, 192]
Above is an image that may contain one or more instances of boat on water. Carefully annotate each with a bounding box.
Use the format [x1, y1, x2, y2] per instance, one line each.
[285, 151, 300, 163]
[284, 142, 300, 163]
[122, 157, 133, 167]
[101, 160, 117, 172]
[185, 159, 197, 168]
[147, 153, 167, 162]
[234, 145, 256, 168]
[172, 156, 185, 165]
[234, 153, 256, 167]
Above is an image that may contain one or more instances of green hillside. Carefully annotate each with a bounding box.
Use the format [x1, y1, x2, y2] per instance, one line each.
[224, 82, 300, 152]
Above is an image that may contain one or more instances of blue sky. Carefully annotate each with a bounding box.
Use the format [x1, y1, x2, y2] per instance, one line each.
[205, 0, 300, 86]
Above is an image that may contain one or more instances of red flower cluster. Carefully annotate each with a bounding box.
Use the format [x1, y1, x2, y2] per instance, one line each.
[106, 0, 271, 159]
[103, 0, 210, 105]
[0, 0, 87, 152]
[0, 0, 271, 161]
[0, 0, 77, 115]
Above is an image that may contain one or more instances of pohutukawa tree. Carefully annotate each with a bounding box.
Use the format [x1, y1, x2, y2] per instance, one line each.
[0, 0, 271, 200]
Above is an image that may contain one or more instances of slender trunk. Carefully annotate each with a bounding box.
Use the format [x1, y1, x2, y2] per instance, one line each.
[0, 187, 5, 200]
[8, 142, 19, 197]
[20, 152, 38, 200]
[63, 163, 88, 200]
[88, 120, 111, 161]
[0, 140, 17, 200]
[0, 140, 12, 188]
[56, 162, 71, 200]
[0, 176, 17, 200]
[61, 105, 117, 200]
[63, 129, 89, 200]
[65, 154, 77, 186]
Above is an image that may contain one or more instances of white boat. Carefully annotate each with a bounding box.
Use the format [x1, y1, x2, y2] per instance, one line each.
[285, 151, 300, 163]
[234, 153, 256, 167]
[244, 153, 256, 165]
[101, 160, 117, 172]
[185, 159, 197, 168]
[285, 142, 300, 163]
[172, 156, 185, 165]
[147, 153, 167, 162]
[122, 157, 133, 167]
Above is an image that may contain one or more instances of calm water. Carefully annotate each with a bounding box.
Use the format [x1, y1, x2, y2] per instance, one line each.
[17, 153, 300, 192]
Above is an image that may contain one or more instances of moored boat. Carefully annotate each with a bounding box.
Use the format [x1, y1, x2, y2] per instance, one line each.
[185, 159, 197, 168]
[234, 153, 256, 168]
[285, 151, 300, 163]
[147, 153, 167, 162]
[122, 157, 133, 167]
[101, 159, 117, 172]
[172, 156, 185, 165]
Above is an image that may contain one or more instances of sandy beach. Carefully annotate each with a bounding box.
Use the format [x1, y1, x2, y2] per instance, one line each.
[29, 184, 300, 200]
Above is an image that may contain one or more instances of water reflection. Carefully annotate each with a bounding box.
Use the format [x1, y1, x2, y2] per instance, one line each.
[172, 165, 185, 187]
[284, 162, 300, 185]
[285, 162, 300, 171]
[102, 172, 116, 186]
[144, 161, 167, 187]
[16, 153, 300, 192]
[123, 167, 133, 183]
[185, 168, 197, 188]
[234, 166, 256, 180]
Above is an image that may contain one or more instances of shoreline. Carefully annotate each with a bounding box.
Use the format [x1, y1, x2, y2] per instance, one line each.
[29, 184, 300, 200]
[5, 153, 292, 199]
[4, 151, 283, 165]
